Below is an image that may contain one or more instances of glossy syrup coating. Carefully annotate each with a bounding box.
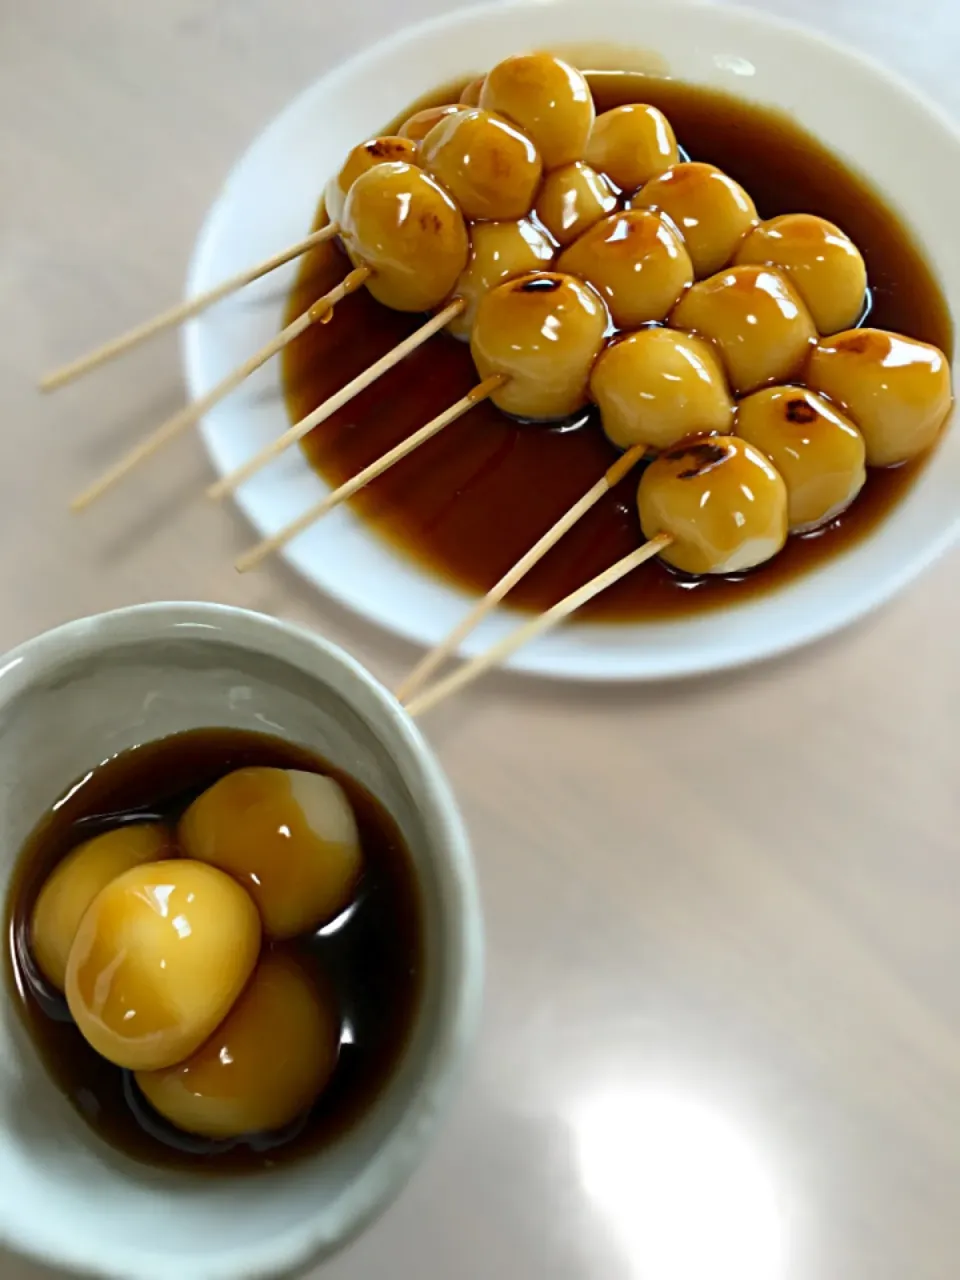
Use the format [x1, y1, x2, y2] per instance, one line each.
[736, 386, 866, 531]
[65, 860, 261, 1071]
[590, 328, 733, 451]
[670, 265, 816, 394]
[806, 328, 953, 466]
[136, 952, 341, 1140]
[324, 137, 419, 227]
[341, 162, 469, 312]
[632, 162, 759, 278]
[179, 767, 363, 940]
[420, 108, 542, 222]
[534, 162, 618, 247]
[557, 210, 693, 328]
[447, 219, 555, 340]
[285, 73, 953, 622]
[584, 104, 679, 192]
[637, 435, 788, 574]
[735, 213, 867, 335]
[398, 103, 465, 144]
[479, 53, 594, 170]
[30, 824, 176, 992]
[470, 271, 609, 421]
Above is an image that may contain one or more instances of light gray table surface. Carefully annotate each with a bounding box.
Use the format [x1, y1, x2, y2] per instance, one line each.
[2, 1, 960, 1277]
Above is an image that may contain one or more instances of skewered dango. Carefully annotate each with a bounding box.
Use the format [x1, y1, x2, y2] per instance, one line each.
[480, 53, 595, 170]
[670, 265, 816, 393]
[341, 161, 469, 311]
[53, 47, 954, 665]
[470, 271, 609, 420]
[632, 162, 758, 278]
[637, 435, 789, 574]
[584, 104, 679, 191]
[734, 214, 867, 334]
[535, 162, 618, 246]
[447, 219, 555, 340]
[236, 62, 952, 594]
[420, 108, 543, 221]
[324, 136, 419, 227]
[806, 329, 953, 465]
[557, 209, 694, 328]
[736, 386, 866, 531]
[590, 328, 734, 450]
[217, 59, 953, 610]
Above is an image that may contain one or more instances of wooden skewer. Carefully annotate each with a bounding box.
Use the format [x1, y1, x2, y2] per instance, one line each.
[208, 297, 466, 500]
[405, 534, 673, 717]
[395, 443, 648, 704]
[41, 224, 341, 392]
[70, 267, 368, 512]
[235, 374, 504, 573]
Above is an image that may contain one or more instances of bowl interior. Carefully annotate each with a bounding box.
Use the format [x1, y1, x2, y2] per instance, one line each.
[0, 608, 478, 1280]
[185, 0, 960, 681]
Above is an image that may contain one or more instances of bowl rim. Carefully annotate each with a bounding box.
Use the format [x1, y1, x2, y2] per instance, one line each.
[0, 601, 484, 1280]
[184, 0, 960, 684]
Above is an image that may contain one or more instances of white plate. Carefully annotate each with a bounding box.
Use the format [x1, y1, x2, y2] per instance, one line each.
[184, 0, 960, 682]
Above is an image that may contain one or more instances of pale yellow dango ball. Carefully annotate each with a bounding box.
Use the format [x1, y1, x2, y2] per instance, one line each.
[341, 162, 469, 312]
[459, 76, 485, 107]
[806, 328, 953, 466]
[420, 108, 542, 222]
[670, 265, 816, 394]
[470, 272, 609, 421]
[480, 53, 594, 170]
[447, 219, 555, 340]
[734, 214, 867, 335]
[324, 137, 419, 227]
[557, 210, 693, 328]
[398, 103, 465, 144]
[632, 162, 758, 278]
[179, 767, 362, 940]
[136, 952, 340, 1140]
[590, 329, 733, 451]
[65, 860, 260, 1071]
[534, 162, 618, 247]
[637, 435, 788, 575]
[736, 386, 866, 531]
[584, 104, 679, 192]
[30, 824, 175, 992]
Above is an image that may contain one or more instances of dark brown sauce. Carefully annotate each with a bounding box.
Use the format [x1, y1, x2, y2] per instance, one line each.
[283, 72, 953, 620]
[4, 729, 424, 1174]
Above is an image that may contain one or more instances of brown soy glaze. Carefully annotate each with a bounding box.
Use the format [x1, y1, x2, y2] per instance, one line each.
[4, 729, 424, 1174]
[283, 73, 953, 620]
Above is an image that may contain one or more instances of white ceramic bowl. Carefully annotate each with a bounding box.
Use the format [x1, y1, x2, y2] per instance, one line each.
[0, 603, 482, 1280]
[185, 0, 960, 681]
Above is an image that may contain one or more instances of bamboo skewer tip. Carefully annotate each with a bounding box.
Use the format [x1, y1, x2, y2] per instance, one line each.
[68, 261, 362, 514]
[41, 223, 341, 394]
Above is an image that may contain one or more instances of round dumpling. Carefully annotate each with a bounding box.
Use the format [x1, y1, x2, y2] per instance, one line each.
[637, 435, 788, 575]
[591, 328, 733, 450]
[179, 767, 363, 939]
